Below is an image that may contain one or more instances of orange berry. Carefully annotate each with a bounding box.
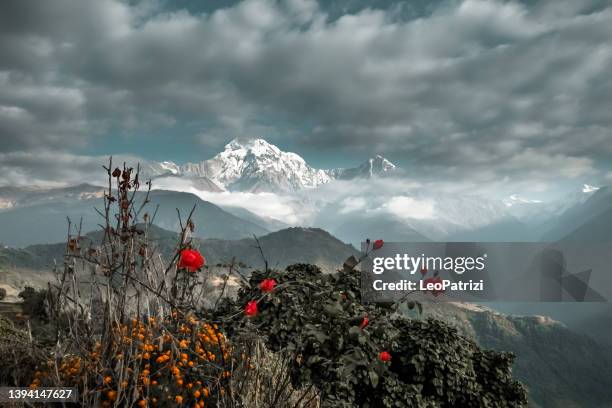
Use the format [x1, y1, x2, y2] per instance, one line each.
[138, 400, 147, 407]
[194, 390, 201, 398]
[175, 395, 183, 403]
[104, 376, 112, 384]
[107, 390, 117, 400]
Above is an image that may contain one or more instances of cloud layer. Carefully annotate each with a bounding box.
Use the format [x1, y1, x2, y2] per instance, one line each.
[0, 0, 611, 190]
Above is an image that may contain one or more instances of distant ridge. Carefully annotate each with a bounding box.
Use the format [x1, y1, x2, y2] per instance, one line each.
[145, 138, 397, 193]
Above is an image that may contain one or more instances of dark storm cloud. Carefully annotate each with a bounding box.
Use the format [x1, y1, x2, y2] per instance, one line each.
[0, 0, 611, 187]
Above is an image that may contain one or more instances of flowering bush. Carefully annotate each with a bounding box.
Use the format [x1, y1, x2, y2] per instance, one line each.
[4, 161, 249, 407]
[30, 312, 230, 407]
[218, 264, 527, 407]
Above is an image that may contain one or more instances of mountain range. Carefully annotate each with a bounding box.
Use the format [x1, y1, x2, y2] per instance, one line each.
[0, 186, 268, 247]
[0, 225, 358, 301]
[0, 138, 609, 249]
[141, 138, 396, 193]
[2, 140, 612, 408]
[1, 223, 611, 408]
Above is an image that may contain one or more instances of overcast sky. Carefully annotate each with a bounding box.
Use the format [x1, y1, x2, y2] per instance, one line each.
[1, 0, 611, 196]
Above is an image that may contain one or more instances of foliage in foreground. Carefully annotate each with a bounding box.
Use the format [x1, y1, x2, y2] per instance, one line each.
[0, 160, 527, 407]
[218, 264, 528, 407]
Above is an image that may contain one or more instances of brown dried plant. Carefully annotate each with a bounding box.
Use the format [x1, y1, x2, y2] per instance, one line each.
[18, 158, 318, 408]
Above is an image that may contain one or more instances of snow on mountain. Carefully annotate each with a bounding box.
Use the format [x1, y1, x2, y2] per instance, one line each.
[160, 161, 180, 175]
[503, 186, 599, 224]
[502, 194, 543, 207]
[197, 139, 333, 193]
[149, 138, 397, 193]
[329, 155, 396, 180]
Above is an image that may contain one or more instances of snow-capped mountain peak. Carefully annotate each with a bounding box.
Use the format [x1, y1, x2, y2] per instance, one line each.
[170, 138, 332, 193]
[330, 154, 397, 180]
[366, 155, 396, 175]
[148, 138, 397, 193]
[223, 138, 282, 158]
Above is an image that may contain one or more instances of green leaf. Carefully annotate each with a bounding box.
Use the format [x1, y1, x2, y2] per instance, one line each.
[369, 370, 379, 388]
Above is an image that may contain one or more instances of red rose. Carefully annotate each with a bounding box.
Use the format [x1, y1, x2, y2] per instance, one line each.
[359, 316, 369, 330]
[372, 239, 384, 250]
[244, 300, 258, 317]
[178, 248, 205, 272]
[378, 351, 391, 362]
[259, 278, 277, 293]
[423, 277, 445, 297]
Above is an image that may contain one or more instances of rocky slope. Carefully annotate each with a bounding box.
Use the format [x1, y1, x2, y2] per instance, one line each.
[422, 302, 612, 408]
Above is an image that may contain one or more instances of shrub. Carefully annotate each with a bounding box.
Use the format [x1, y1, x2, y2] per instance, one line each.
[30, 312, 233, 407]
[218, 263, 528, 407]
[18, 286, 48, 321]
[0, 317, 46, 386]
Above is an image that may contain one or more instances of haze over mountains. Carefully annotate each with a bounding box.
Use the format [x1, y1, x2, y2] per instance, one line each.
[2, 139, 612, 407]
[0, 138, 610, 249]
[0, 186, 268, 247]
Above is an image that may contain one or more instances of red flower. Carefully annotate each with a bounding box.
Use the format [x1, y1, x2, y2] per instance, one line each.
[259, 278, 277, 293]
[359, 316, 369, 330]
[423, 277, 445, 297]
[378, 351, 391, 362]
[178, 248, 205, 272]
[244, 301, 258, 317]
[420, 267, 428, 276]
[372, 239, 384, 250]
